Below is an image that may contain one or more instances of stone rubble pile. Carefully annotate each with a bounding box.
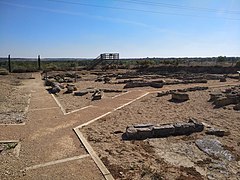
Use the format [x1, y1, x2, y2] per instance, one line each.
[46, 81, 64, 94]
[209, 85, 240, 110]
[43, 72, 80, 83]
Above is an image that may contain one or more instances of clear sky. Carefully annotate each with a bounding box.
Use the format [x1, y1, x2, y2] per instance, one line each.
[0, 0, 240, 58]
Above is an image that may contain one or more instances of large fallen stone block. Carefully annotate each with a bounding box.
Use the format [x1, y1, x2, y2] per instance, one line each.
[157, 91, 170, 97]
[188, 119, 204, 132]
[92, 90, 103, 101]
[45, 79, 54, 86]
[64, 72, 79, 78]
[125, 126, 138, 139]
[233, 103, 240, 110]
[65, 84, 77, 93]
[187, 86, 208, 91]
[173, 122, 195, 135]
[56, 77, 64, 83]
[125, 120, 204, 140]
[205, 128, 230, 137]
[50, 85, 61, 94]
[171, 93, 189, 102]
[213, 97, 237, 107]
[64, 77, 74, 83]
[135, 127, 153, 139]
[100, 89, 127, 93]
[208, 93, 223, 102]
[51, 82, 64, 88]
[126, 124, 153, 140]
[150, 82, 164, 88]
[219, 77, 227, 82]
[133, 124, 154, 128]
[124, 80, 164, 89]
[47, 82, 64, 94]
[183, 79, 208, 84]
[124, 81, 150, 88]
[74, 90, 89, 96]
[157, 90, 177, 97]
[153, 124, 175, 137]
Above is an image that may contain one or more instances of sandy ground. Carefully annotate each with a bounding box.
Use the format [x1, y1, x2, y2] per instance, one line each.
[54, 71, 238, 114]
[82, 84, 240, 180]
[55, 80, 126, 113]
[1, 70, 239, 180]
[0, 74, 32, 124]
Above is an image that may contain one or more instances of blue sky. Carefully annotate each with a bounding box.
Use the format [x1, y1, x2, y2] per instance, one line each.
[0, 0, 240, 58]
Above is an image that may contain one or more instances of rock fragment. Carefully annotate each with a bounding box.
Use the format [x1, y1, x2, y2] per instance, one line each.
[125, 120, 204, 140]
[92, 90, 103, 100]
[205, 128, 230, 137]
[171, 93, 189, 102]
[74, 90, 89, 96]
[195, 138, 235, 161]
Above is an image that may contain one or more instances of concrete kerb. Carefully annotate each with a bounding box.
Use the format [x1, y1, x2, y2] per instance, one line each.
[25, 154, 90, 171]
[13, 142, 21, 157]
[50, 90, 142, 117]
[51, 94, 94, 116]
[75, 111, 112, 130]
[73, 92, 149, 180]
[65, 105, 94, 115]
[73, 128, 114, 180]
[75, 92, 149, 129]
[47, 90, 149, 179]
[0, 140, 19, 143]
[111, 91, 130, 99]
[28, 107, 59, 111]
[0, 140, 21, 157]
[51, 94, 66, 115]
[24, 93, 31, 115]
[30, 96, 52, 101]
[0, 123, 26, 126]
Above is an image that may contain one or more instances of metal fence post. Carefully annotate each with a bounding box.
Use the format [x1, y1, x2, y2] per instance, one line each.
[8, 54, 11, 72]
[38, 55, 41, 70]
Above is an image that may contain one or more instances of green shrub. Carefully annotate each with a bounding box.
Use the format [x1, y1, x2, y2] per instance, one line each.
[235, 61, 240, 67]
[0, 68, 9, 75]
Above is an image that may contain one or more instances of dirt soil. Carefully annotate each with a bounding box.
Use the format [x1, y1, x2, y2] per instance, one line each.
[55, 79, 125, 113]
[82, 84, 240, 180]
[0, 74, 32, 124]
[51, 71, 228, 113]
[1, 70, 239, 180]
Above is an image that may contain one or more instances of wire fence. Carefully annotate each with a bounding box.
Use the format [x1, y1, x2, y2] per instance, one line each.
[0, 56, 94, 73]
[0, 55, 239, 73]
